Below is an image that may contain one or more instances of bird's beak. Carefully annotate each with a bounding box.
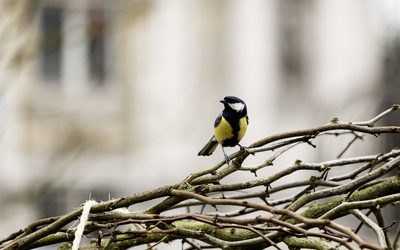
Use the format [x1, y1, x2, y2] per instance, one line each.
[220, 100, 226, 104]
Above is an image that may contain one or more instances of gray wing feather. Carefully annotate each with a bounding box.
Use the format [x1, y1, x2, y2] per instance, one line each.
[214, 113, 222, 128]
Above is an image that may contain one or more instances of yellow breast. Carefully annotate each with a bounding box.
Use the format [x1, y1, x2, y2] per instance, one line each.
[214, 117, 233, 143]
[237, 116, 247, 141]
[214, 115, 248, 144]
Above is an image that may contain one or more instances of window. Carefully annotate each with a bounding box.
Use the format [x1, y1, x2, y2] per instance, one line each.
[39, 5, 108, 84]
[277, 0, 314, 84]
[88, 8, 107, 84]
[41, 7, 62, 82]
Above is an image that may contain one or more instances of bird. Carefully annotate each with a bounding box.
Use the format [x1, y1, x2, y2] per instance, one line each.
[198, 96, 249, 164]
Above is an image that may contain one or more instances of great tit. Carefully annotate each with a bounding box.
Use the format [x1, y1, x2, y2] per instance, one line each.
[198, 96, 249, 163]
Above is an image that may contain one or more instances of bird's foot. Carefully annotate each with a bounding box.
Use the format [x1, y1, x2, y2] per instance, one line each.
[238, 144, 254, 155]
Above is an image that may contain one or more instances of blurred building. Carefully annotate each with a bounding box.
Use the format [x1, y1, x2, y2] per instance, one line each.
[0, 0, 393, 244]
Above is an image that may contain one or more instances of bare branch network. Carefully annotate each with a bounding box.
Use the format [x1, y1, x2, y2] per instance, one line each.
[1, 104, 400, 250]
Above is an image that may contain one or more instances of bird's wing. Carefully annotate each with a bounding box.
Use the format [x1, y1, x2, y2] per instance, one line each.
[214, 112, 222, 128]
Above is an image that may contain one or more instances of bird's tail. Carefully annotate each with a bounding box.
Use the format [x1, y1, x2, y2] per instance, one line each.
[198, 136, 219, 156]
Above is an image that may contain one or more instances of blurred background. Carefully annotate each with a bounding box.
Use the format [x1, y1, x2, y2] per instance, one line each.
[0, 0, 400, 248]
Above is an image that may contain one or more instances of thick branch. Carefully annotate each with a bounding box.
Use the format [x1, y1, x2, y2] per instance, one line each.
[289, 155, 400, 212]
[283, 235, 340, 250]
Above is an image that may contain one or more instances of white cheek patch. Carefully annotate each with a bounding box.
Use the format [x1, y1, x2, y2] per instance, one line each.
[228, 102, 244, 112]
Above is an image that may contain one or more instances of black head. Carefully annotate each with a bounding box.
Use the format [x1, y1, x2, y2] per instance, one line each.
[220, 96, 246, 113]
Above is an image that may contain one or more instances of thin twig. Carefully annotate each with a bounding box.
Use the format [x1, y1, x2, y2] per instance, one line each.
[354, 210, 373, 235]
[327, 221, 386, 250]
[182, 239, 202, 250]
[337, 132, 364, 158]
[350, 209, 387, 248]
[263, 218, 356, 250]
[145, 235, 169, 250]
[248, 124, 400, 150]
[170, 189, 330, 226]
[318, 193, 400, 221]
[352, 104, 399, 127]
[393, 223, 400, 250]
[289, 155, 400, 212]
[372, 208, 393, 250]
[171, 179, 339, 210]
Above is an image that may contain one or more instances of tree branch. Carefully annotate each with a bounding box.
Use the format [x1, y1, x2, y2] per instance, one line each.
[350, 209, 387, 248]
[1, 105, 400, 250]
